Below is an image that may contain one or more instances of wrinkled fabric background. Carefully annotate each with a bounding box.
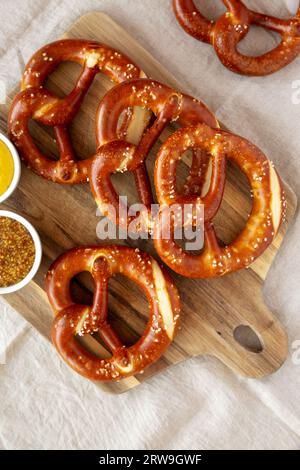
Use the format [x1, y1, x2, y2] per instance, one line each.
[0, 0, 300, 450]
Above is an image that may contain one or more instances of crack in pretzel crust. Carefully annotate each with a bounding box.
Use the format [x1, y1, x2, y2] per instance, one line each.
[45, 246, 181, 381]
[8, 39, 149, 184]
[173, 0, 300, 76]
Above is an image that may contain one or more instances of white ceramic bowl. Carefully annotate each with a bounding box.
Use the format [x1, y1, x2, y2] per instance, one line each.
[0, 132, 21, 204]
[0, 210, 42, 294]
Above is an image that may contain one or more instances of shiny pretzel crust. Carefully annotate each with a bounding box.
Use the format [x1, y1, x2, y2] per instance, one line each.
[45, 245, 180, 381]
[173, 0, 300, 76]
[8, 39, 147, 183]
[90, 78, 219, 231]
[153, 124, 286, 278]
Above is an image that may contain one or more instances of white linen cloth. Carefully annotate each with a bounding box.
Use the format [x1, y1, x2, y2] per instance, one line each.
[0, 0, 300, 450]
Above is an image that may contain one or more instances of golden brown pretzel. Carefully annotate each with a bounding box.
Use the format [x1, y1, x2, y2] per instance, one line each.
[8, 39, 147, 183]
[90, 78, 219, 231]
[173, 0, 300, 76]
[45, 245, 180, 381]
[153, 123, 286, 278]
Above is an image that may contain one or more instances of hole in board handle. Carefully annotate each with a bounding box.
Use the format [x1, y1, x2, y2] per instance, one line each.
[233, 325, 263, 354]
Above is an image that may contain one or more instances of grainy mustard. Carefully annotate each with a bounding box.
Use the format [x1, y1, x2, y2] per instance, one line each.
[0, 217, 35, 287]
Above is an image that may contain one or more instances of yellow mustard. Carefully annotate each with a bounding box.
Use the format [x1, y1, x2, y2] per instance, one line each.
[0, 140, 14, 196]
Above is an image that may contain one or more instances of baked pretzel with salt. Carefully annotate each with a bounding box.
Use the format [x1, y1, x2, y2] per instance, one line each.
[173, 0, 300, 76]
[8, 39, 149, 183]
[46, 245, 180, 381]
[90, 78, 219, 233]
[153, 123, 286, 278]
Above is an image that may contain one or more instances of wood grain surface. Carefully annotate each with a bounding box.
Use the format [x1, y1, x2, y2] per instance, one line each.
[0, 12, 297, 393]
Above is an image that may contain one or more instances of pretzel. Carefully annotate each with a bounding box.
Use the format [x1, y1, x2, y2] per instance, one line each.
[45, 245, 180, 381]
[153, 123, 286, 278]
[173, 0, 300, 76]
[90, 78, 219, 231]
[8, 39, 148, 183]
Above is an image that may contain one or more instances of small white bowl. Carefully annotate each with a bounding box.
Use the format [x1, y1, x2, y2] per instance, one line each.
[0, 210, 42, 294]
[0, 132, 21, 204]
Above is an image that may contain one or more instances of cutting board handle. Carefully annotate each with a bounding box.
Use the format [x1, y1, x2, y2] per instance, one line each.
[205, 298, 288, 378]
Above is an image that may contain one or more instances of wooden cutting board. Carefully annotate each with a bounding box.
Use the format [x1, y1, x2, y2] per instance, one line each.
[0, 12, 297, 394]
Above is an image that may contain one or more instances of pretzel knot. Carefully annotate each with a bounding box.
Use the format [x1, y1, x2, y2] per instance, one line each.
[8, 39, 148, 183]
[153, 124, 286, 278]
[90, 78, 219, 232]
[173, 0, 300, 75]
[45, 246, 180, 381]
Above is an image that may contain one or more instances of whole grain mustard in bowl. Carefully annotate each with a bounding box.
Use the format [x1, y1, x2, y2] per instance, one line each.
[0, 132, 21, 204]
[0, 211, 42, 294]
